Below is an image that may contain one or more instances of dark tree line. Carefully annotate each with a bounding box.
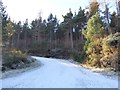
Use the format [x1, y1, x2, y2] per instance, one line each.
[1, 0, 120, 62]
[2, 7, 88, 56]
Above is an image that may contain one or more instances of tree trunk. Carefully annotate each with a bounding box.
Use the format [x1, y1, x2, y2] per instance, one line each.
[17, 33, 20, 48]
[49, 30, 52, 49]
[70, 24, 74, 50]
[24, 30, 27, 52]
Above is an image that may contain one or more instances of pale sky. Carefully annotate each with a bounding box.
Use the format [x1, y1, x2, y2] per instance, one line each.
[2, 0, 116, 23]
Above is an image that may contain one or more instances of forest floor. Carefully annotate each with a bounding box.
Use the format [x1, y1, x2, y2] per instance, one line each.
[1, 56, 118, 88]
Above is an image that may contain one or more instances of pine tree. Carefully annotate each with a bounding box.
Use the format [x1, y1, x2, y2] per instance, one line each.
[101, 0, 112, 34]
[89, 0, 99, 17]
[47, 13, 58, 49]
[110, 12, 117, 28]
[73, 7, 86, 41]
[22, 19, 30, 51]
[83, 13, 104, 42]
[1, 2, 8, 44]
[14, 21, 22, 48]
[5, 18, 15, 48]
[62, 9, 74, 49]
[82, 13, 104, 66]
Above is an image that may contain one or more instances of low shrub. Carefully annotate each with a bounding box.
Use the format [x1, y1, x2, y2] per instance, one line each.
[2, 49, 29, 71]
[100, 32, 120, 71]
[83, 32, 120, 71]
[70, 51, 82, 62]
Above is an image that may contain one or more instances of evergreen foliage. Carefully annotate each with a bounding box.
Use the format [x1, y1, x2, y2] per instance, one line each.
[1, 0, 119, 71]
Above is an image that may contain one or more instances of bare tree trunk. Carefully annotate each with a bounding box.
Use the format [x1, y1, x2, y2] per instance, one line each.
[17, 33, 20, 48]
[8, 34, 14, 49]
[49, 30, 52, 49]
[38, 30, 40, 43]
[54, 32, 56, 49]
[70, 25, 74, 50]
[9, 36, 12, 48]
[65, 30, 69, 49]
[104, 1, 112, 34]
[24, 30, 27, 53]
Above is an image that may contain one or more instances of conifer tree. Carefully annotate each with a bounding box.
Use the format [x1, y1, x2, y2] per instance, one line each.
[89, 0, 99, 17]
[82, 13, 104, 65]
